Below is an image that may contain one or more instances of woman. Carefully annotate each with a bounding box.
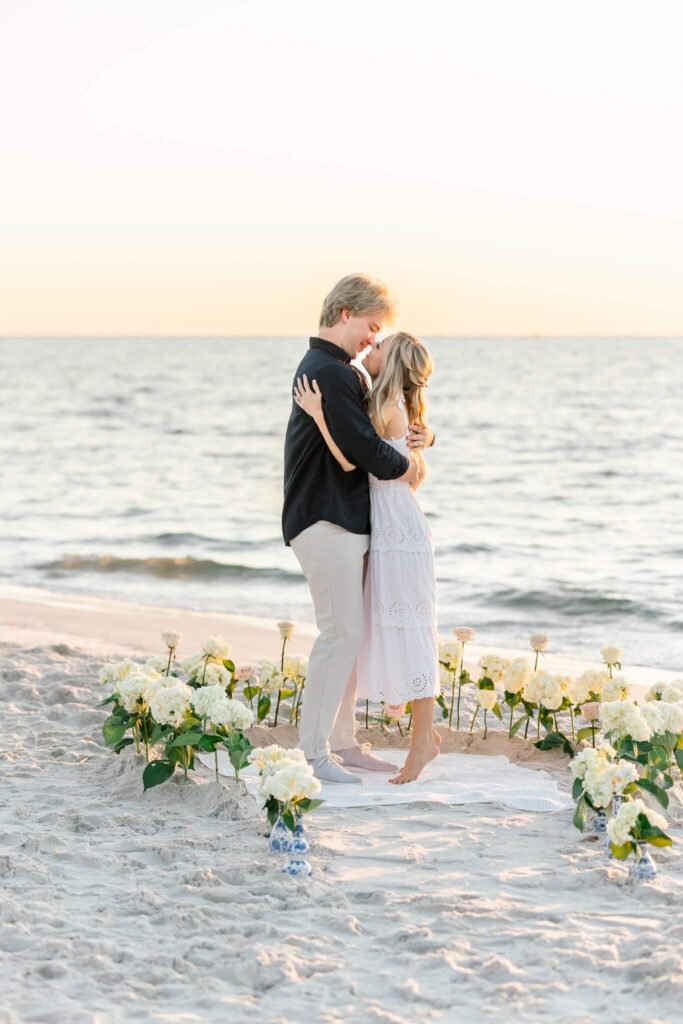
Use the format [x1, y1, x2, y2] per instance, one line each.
[293, 332, 440, 784]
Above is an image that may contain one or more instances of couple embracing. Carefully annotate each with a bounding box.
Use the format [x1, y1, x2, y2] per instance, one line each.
[282, 274, 440, 785]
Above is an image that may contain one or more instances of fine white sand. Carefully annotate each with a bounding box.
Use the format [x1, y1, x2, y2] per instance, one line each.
[1, 589, 682, 1023]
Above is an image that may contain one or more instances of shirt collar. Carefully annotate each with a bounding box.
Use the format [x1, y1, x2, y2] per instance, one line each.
[309, 337, 351, 364]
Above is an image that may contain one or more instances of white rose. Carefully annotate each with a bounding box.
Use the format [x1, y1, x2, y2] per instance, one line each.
[478, 688, 498, 710]
[236, 664, 255, 682]
[581, 701, 601, 722]
[202, 636, 231, 660]
[161, 631, 183, 650]
[530, 632, 549, 652]
[479, 654, 510, 684]
[439, 640, 462, 671]
[601, 645, 623, 666]
[503, 658, 531, 694]
[277, 620, 295, 641]
[453, 626, 476, 643]
[439, 665, 452, 691]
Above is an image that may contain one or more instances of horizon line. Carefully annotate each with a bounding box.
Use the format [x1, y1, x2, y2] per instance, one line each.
[3, 333, 683, 341]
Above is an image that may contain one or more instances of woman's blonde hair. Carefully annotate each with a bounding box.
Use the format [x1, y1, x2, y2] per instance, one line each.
[319, 273, 396, 328]
[365, 332, 433, 443]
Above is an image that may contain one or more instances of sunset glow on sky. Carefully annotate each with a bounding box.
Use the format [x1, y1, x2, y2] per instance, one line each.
[2, 0, 682, 336]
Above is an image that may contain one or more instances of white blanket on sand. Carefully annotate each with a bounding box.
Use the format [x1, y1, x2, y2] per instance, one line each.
[197, 749, 574, 813]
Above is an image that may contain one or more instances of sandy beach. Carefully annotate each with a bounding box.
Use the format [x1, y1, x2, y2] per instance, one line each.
[1, 588, 681, 1024]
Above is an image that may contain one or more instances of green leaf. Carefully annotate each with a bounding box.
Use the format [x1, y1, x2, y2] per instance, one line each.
[478, 676, 495, 691]
[112, 737, 135, 754]
[102, 721, 129, 748]
[675, 747, 683, 771]
[509, 715, 529, 738]
[648, 745, 670, 771]
[166, 731, 203, 749]
[490, 703, 503, 721]
[643, 833, 672, 848]
[297, 797, 325, 813]
[150, 723, 167, 744]
[98, 693, 118, 707]
[143, 759, 175, 790]
[534, 730, 573, 755]
[572, 777, 584, 800]
[222, 658, 235, 674]
[610, 841, 634, 861]
[575, 727, 594, 743]
[282, 810, 296, 832]
[197, 733, 221, 752]
[636, 778, 669, 808]
[257, 693, 271, 723]
[243, 685, 258, 699]
[573, 794, 588, 832]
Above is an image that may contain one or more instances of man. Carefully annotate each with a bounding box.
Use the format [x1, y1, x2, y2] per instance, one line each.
[282, 273, 434, 783]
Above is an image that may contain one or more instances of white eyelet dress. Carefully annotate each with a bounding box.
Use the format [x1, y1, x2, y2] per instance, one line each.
[356, 401, 440, 704]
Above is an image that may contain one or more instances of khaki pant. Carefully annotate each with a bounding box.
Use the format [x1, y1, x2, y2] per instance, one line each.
[290, 521, 369, 760]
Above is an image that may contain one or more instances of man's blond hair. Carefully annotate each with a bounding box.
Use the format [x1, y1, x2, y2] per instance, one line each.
[319, 273, 396, 329]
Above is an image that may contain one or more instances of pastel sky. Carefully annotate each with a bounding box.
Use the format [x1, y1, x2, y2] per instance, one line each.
[2, 0, 682, 336]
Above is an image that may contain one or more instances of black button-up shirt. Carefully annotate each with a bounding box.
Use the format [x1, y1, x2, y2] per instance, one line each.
[282, 338, 410, 545]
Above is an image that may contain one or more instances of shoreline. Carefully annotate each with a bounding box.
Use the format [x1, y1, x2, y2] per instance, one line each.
[0, 583, 679, 697]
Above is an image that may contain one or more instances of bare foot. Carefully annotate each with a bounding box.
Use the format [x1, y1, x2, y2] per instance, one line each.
[389, 741, 440, 785]
[433, 729, 442, 747]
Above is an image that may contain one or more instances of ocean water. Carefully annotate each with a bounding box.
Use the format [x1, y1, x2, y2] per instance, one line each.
[1, 336, 681, 670]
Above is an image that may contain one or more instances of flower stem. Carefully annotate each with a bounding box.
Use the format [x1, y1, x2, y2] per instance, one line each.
[448, 671, 456, 729]
[165, 647, 174, 676]
[456, 682, 463, 731]
[365, 699, 369, 730]
[484, 709, 488, 740]
[468, 706, 478, 735]
[133, 722, 140, 755]
[537, 705, 543, 739]
[509, 703, 514, 738]
[534, 651, 539, 671]
[591, 722, 596, 748]
[570, 707, 575, 740]
[214, 748, 219, 783]
[274, 689, 282, 727]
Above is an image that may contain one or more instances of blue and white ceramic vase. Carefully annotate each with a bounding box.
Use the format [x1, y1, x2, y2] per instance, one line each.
[594, 810, 608, 835]
[268, 813, 293, 855]
[629, 848, 657, 882]
[291, 815, 310, 856]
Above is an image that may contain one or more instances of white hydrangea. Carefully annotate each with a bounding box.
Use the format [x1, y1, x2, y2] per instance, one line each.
[599, 700, 651, 742]
[564, 673, 593, 706]
[144, 655, 169, 675]
[199, 661, 231, 689]
[477, 688, 498, 710]
[584, 760, 638, 808]
[258, 762, 321, 803]
[202, 636, 231, 660]
[251, 744, 307, 775]
[601, 676, 630, 703]
[607, 798, 668, 847]
[570, 747, 610, 780]
[503, 658, 531, 694]
[149, 682, 192, 727]
[258, 658, 279, 686]
[661, 683, 683, 703]
[265, 670, 286, 695]
[643, 700, 683, 736]
[116, 674, 151, 715]
[522, 671, 563, 710]
[571, 669, 610, 701]
[99, 658, 141, 686]
[143, 674, 179, 700]
[180, 654, 205, 679]
[210, 698, 254, 731]
[191, 684, 230, 720]
[479, 654, 510, 684]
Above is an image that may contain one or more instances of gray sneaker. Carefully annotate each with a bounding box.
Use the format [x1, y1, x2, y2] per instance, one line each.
[308, 756, 362, 784]
[332, 744, 399, 772]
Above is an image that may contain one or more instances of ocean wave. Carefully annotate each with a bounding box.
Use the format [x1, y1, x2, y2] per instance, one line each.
[37, 554, 301, 584]
[483, 585, 660, 621]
